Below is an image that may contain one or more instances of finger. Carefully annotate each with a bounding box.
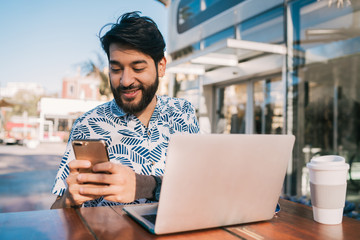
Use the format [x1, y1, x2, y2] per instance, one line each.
[103, 194, 134, 203]
[79, 185, 117, 196]
[68, 184, 102, 199]
[86, 187, 135, 203]
[92, 162, 118, 173]
[77, 173, 114, 185]
[69, 160, 91, 173]
[66, 172, 79, 185]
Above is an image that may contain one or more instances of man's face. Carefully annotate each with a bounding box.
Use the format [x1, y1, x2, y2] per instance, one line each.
[108, 43, 166, 115]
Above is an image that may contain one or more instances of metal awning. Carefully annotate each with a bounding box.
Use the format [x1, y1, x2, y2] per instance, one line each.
[166, 38, 287, 75]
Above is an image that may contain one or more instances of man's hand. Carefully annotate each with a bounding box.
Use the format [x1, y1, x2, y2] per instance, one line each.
[76, 162, 136, 203]
[51, 160, 155, 210]
[51, 160, 102, 209]
[66, 160, 103, 206]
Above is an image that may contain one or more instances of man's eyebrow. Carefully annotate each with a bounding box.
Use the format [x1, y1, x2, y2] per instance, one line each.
[132, 60, 148, 65]
[109, 60, 121, 65]
[109, 60, 147, 65]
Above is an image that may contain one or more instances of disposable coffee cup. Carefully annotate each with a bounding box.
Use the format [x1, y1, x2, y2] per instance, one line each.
[306, 155, 349, 225]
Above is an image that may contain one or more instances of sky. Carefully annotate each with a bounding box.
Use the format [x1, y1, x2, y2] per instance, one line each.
[0, 0, 168, 95]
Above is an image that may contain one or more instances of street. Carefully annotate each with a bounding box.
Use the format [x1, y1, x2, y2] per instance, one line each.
[0, 142, 67, 213]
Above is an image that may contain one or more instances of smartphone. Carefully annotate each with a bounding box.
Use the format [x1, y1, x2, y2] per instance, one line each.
[72, 139, 109, 173]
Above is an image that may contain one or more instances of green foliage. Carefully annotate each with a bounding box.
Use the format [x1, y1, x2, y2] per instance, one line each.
[10, 90, 42, 116]
[82, 56, 111, 99]
[99, 71, 111, 97]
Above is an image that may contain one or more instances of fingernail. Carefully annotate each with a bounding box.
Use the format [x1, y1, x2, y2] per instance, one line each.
[77, 174, 82, 181]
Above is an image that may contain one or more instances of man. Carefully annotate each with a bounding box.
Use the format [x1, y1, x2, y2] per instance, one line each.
[51, 12, 199, 209]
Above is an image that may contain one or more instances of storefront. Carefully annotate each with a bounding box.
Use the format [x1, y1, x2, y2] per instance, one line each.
[166, 0, 360, 197]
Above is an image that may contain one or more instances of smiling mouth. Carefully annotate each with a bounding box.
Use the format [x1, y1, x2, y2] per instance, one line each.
[122, 89, 140, 100]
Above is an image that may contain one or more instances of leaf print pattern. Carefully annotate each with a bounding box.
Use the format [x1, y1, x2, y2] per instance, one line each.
[150, 128, 160, 142]
[116, 156, 133, 168]
[118, 129, 140, 137]
[72, 125, 90, 140]
[150, 144, 163, 162]
[51, 96, 200, 207]
[109, 144, 129, 155]
[131, 146, 149, 164]
[102, 135, 112, 147]
[88, 118, 111, 135]
[121, 137, 144, 146]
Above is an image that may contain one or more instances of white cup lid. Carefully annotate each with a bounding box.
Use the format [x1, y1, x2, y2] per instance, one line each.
[307, 155, 349, 170]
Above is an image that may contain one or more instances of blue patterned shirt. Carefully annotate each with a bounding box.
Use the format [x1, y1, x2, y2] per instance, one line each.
[51, 95, 199, 207]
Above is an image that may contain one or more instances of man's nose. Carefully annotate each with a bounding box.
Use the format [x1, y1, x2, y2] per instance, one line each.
[120, 68, 135, 87]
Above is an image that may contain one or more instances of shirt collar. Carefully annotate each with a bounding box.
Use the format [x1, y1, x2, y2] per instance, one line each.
[110, 99, 126, 118]
[149, 96, 161, 123]
[156, 95, 168, 114]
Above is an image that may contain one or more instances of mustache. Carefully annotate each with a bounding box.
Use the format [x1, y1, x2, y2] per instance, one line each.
[115, 84, 143, 92]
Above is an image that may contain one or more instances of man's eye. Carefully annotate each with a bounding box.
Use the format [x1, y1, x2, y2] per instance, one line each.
[134, 68, 145, 73]
[111, 68, 121, 72]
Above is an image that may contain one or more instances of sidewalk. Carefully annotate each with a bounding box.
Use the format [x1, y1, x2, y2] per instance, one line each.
[0, 142, 67, 213]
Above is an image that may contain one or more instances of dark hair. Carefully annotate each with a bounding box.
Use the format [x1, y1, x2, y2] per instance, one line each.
[99, 11, 166, 64]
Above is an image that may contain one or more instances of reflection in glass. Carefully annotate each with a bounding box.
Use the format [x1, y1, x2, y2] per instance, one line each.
[204, 0, 221, 8]
[300, 55, 360, 155]
[216, 83, 247, 134]
[288, 0, 360, 195]
[178, 0, 200, 25]
[254, 76, 284, 134]
[203, 27, 235, 48]
[238, 6, 284, 43]
[177, 0, 243, 33]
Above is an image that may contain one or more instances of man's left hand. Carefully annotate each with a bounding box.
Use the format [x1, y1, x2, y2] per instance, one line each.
[76, 162, 136, 203]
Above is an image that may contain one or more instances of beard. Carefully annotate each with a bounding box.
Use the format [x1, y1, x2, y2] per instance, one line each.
[110, 76, 159, 115]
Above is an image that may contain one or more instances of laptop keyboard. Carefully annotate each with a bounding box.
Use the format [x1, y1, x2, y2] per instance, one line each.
[142, 214, 157, 224]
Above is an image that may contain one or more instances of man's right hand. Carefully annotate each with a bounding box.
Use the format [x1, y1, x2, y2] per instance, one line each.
[51, 160, 102, 209]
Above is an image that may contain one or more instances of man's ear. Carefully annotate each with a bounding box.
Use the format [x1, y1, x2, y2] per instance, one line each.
[157, 57, 167, 77]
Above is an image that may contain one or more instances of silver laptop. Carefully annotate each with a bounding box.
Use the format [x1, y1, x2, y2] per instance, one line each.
[123, 134, 295, 235]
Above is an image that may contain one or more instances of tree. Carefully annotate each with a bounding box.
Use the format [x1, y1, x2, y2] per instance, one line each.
[82, 54, 112, 100]
[11, 90, 42, 116]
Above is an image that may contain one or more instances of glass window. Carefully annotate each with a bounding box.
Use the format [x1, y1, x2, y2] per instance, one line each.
[215, 83, 247, 134]
[178, 0, 201, 25]
[177, 0, 244, 33]
[69, 85, 74, 95]
[58, 119, 69, 132]
[203, 27, 235, 48]
[204, 0, 221, 8]
[238, 6, 284, 43]
[254, 76, 284, 134]
[288, 0, 360, 196]
[291, 0, 358, 52]
[171, 42, 201, 61]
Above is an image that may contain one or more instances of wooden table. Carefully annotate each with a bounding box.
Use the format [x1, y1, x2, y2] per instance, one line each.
[1, 199, 359, 240]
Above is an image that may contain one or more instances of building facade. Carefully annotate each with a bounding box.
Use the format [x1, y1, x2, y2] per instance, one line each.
[38, 98, 106, 142]
[61, 70, 101, 100]
[166, 0, 360, 197]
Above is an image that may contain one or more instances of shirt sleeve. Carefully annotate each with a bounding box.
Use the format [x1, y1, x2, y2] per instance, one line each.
[51, 118, 83, 197]
[51, 140, 75, 196]
[182, 100, 200, 134]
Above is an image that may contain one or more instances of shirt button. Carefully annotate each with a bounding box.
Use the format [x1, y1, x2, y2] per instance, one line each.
[148, 131, 151, 136]
[151, 161, 155, 166]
